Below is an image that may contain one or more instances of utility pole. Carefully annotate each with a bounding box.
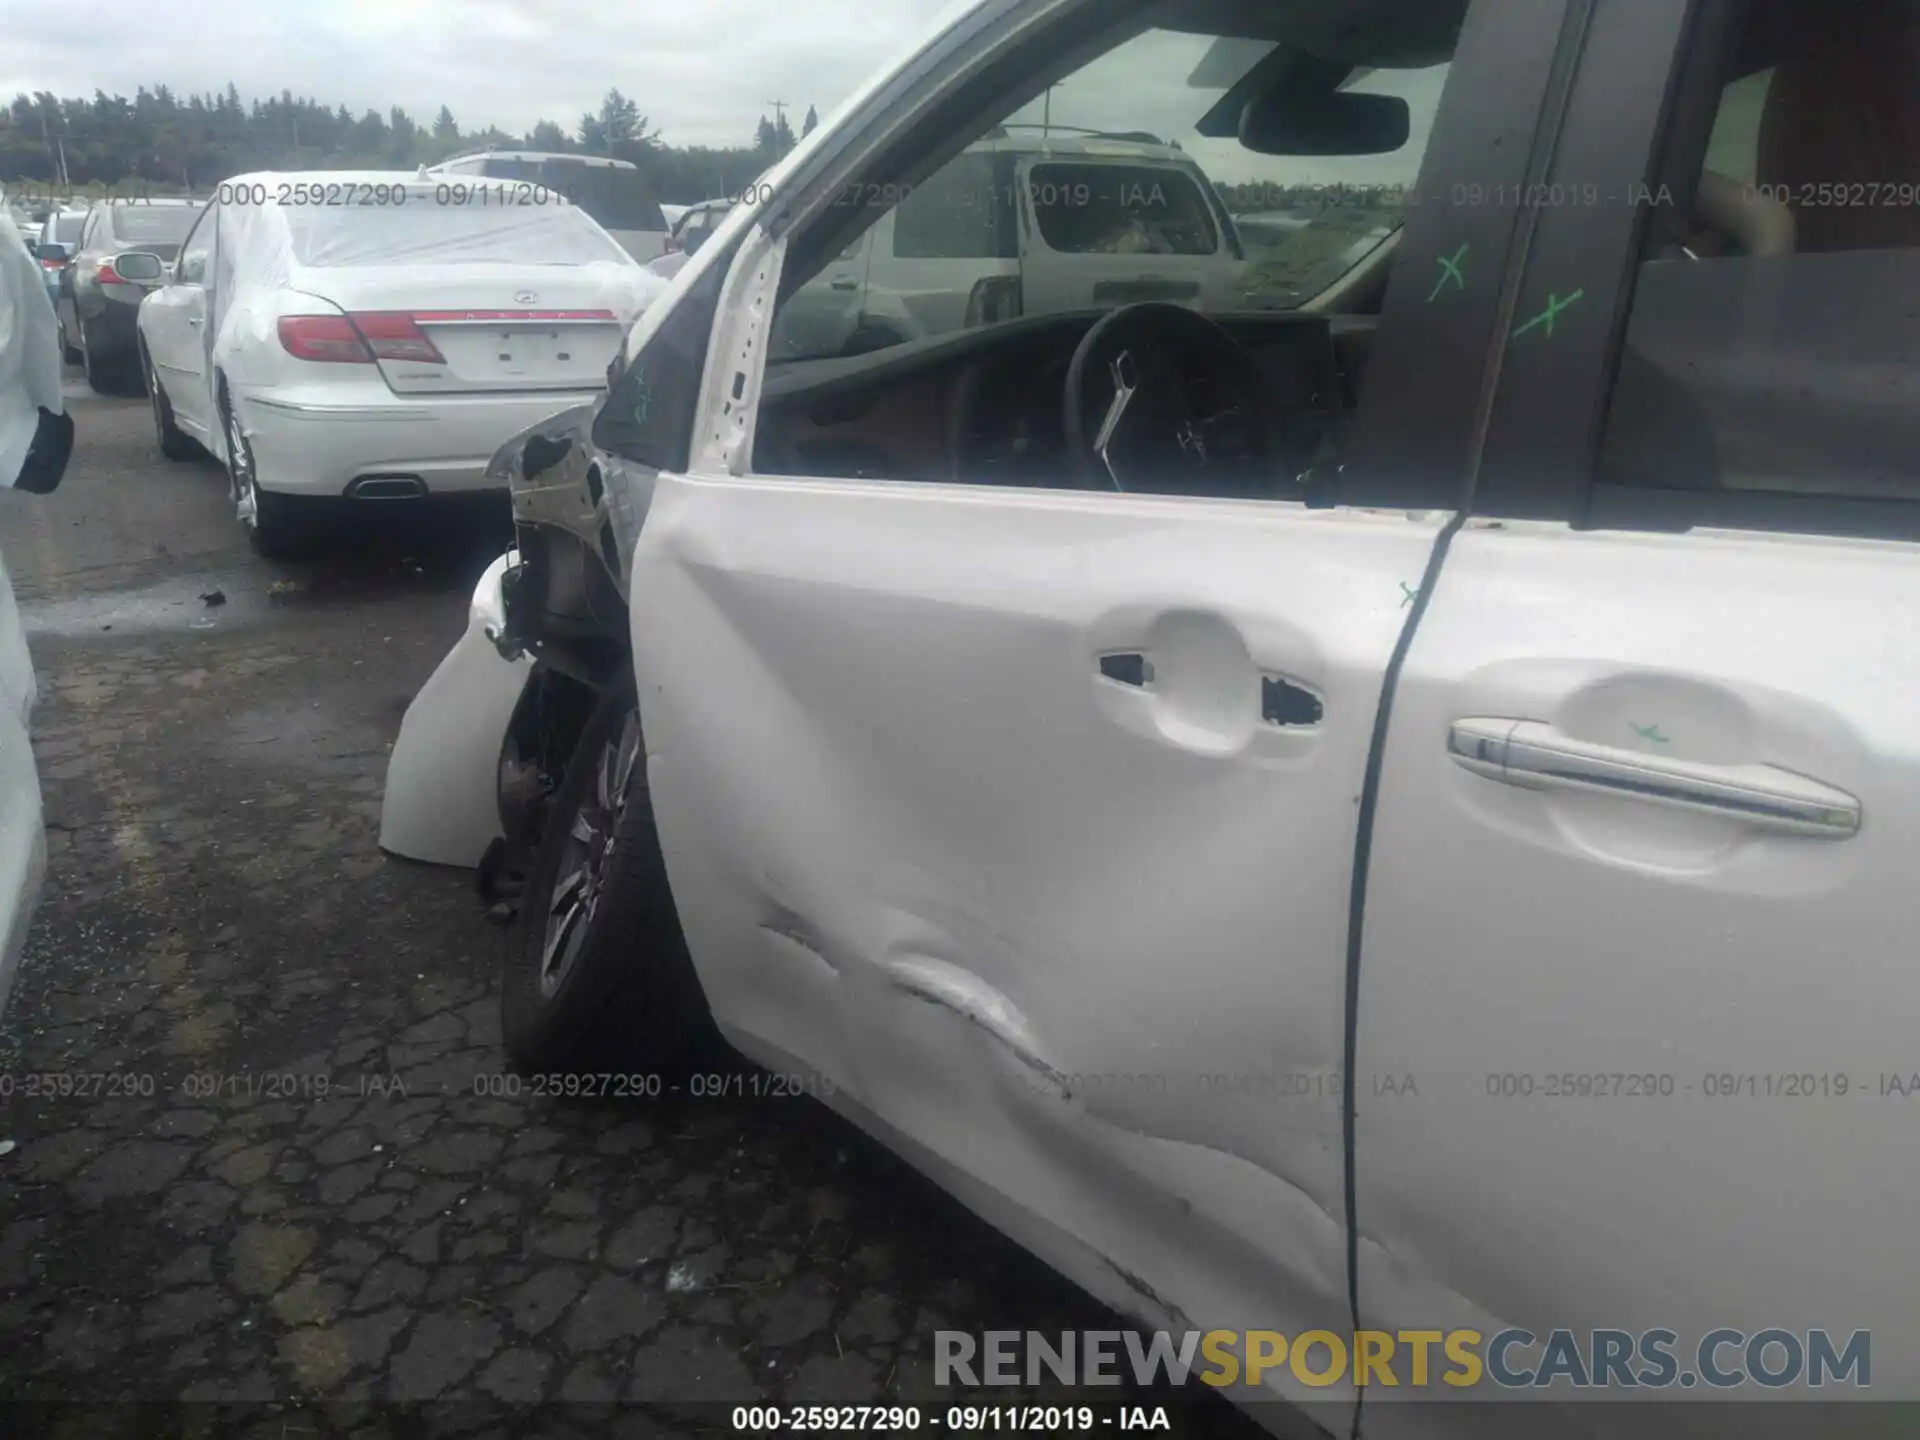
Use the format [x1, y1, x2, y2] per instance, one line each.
[38, 111, 71, 190]
[767, 99, 789, 154]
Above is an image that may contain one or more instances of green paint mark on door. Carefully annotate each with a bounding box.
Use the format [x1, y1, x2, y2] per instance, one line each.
[1511, 288, 1586, 339]
[1630, 722, 1669, 744]
[1427, 243, 1469, 301]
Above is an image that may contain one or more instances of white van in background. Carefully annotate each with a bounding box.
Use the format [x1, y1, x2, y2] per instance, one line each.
[426, 151, 671, 263]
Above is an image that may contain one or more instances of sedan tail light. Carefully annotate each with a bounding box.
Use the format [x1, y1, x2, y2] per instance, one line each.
[95, 258, 124, 285]
[277, 312, 451, 365]
[277, 314, 374, 363]
[350, 311, 447, 364]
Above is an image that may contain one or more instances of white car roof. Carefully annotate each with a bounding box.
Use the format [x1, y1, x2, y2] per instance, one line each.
[223, 169, 475, 191]
[430, 151, 640, 172]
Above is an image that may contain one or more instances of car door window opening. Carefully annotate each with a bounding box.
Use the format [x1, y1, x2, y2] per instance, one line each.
[1594, 0, 1920, 524]
[750, 8, 1463, 504]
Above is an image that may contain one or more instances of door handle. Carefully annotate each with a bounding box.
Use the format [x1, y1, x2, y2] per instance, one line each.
[188, 316, 202, 326]
[830, 277, 858, 291]
[1448, 718, 1861, 838]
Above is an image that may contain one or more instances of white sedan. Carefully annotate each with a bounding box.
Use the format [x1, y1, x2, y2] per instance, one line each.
[134, 171, 666, 555]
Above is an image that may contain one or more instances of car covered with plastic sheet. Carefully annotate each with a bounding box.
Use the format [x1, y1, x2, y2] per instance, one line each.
[134, 171, 668, 555]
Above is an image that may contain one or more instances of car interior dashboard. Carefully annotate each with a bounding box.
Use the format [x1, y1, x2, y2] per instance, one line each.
[753, 309, 1377, 497]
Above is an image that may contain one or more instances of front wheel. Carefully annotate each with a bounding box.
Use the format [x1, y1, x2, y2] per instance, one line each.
[501, 671, 713, 1073]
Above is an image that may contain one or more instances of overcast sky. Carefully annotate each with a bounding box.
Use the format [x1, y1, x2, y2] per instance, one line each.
[3, 0, 1447, 187]
[1, 0, 959, 150]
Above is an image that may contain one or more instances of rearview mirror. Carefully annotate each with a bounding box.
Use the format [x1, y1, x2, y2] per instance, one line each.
[112, 250, 166, 282]
[1239, 90, 1410, 156]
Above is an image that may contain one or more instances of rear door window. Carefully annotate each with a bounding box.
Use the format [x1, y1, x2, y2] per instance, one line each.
[1594, 0, 1920, 516]
[890, 152, 1016, 259]
[108, 205, 205, 247]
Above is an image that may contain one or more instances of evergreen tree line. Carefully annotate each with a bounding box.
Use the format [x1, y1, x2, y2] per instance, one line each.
[1, 84, 823, 205]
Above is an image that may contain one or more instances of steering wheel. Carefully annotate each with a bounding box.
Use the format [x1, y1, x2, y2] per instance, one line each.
[1063, 302, 1281, 496]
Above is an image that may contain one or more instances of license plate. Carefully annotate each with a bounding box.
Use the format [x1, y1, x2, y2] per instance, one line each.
[492, 331, 557, 370]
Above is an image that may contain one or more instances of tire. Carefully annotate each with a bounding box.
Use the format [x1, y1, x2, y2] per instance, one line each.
[221, 381, 315, 558]
[81, 327, 123, 395]
[502, 670, 713, 1073]
[144, 348, 197, 462]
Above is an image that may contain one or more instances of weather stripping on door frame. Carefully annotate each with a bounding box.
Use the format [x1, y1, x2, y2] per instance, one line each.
[1336, 3, 1601, 1436]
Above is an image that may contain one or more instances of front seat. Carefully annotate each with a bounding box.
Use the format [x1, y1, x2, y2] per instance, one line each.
[1756, 0, 1920, 252]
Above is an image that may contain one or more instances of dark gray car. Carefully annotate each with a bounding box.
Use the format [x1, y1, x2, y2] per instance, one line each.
[57, 198, 204, 393]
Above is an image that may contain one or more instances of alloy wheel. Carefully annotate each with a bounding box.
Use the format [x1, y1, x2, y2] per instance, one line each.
[538, 711, 641, 999]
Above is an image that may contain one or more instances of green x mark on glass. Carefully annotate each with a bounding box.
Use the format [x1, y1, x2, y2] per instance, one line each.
[1630, 722, 1669, 744]
[1427, 243, 1469, 302]
[1399, 581, 1420, 607]
[1511, 288, 1585, 339]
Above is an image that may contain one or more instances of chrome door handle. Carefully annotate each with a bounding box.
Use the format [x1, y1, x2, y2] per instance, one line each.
[187, 316, 202, 326]
[830, 276, 858, 291]
[1448, 718, 1861, 838]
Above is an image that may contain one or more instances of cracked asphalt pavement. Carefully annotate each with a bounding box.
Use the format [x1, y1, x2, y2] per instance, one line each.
[0, 384, 1272, 1438]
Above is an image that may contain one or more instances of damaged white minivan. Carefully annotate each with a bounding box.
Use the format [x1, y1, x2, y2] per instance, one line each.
[384, 0, 1920, 1433]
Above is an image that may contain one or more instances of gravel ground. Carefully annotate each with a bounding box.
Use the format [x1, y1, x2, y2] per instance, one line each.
[0, 382, 1278, 1439]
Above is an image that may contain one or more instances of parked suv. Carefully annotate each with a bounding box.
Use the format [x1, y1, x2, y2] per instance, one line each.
[57, 197, 204, 393]
[772, 129, 1247, 360]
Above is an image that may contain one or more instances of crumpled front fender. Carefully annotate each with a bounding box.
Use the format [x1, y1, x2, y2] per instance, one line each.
[379, 552, 533, 868]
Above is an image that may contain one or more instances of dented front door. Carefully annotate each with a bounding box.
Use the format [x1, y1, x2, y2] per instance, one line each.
[636, 464, 1441, 1423]
[633, 216, 1443, 1438]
